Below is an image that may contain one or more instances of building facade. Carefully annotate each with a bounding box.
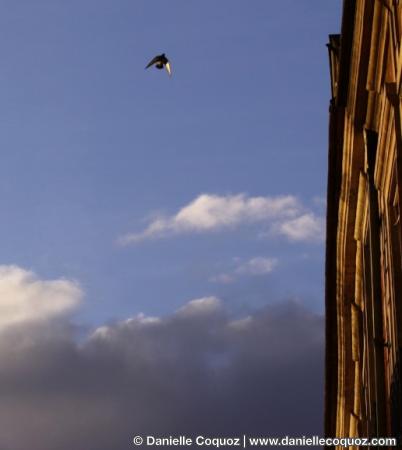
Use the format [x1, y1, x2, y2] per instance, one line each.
[326, 0, 402, 445]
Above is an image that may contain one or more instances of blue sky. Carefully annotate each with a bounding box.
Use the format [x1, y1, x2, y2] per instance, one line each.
[0, 1, 341, 324]
[0, 2, 345, 448]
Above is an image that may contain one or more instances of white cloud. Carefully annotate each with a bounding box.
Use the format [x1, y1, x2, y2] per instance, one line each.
[235, 257, 278, 275]
[176, 296, 222, 317]
[91, 313, 161, 341]
[0, 265, 82, 330]
[209, 273, 235, 284]
[124, 313, 161, 326]
[210, 257, 278, 284]
[119, 193, 302, 244]
[273, 213, 325, 242]
[228, 316, 253, 330]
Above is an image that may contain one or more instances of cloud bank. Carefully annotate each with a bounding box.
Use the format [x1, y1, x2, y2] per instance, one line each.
[0, 270, 324, 450]
[119, 193, 323, 245]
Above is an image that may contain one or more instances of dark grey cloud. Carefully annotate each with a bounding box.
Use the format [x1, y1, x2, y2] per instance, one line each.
[0, 298, 324, 450]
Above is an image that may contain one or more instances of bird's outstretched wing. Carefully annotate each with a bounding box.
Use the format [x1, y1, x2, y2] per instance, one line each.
[145, 55, 161, 69]
[165, 61, 172, 76]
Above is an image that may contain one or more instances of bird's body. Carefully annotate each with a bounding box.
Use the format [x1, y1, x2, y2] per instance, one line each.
[145, 53, 172, 76]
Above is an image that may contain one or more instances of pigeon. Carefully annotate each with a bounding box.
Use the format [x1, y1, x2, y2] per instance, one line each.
[145, 53, 172, 76]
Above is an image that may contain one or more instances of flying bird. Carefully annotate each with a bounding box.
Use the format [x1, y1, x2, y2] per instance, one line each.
[145, 53, 172, 76]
